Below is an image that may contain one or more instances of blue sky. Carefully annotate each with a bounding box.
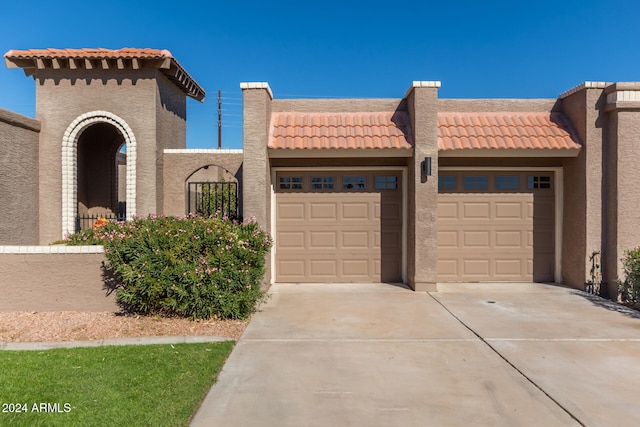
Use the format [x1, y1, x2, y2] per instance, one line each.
[1, 0, 638, 149]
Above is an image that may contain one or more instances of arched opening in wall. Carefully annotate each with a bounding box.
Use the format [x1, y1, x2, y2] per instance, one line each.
[76, 122, 126, 228]
[62, 111, 137, 239]
[186, 165, 240, 219]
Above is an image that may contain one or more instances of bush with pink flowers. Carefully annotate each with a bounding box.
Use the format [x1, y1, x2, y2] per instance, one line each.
[66, 214, 272, 319]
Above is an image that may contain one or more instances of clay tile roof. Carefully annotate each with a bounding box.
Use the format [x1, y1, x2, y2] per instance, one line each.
[4, 48, 205, 102]
[269, 111, 413, 150]
[438, 112, 581, 151]
[4, 47, 172, 60]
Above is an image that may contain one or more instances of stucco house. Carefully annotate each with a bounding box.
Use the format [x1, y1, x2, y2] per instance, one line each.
[2, 47, 639, 299]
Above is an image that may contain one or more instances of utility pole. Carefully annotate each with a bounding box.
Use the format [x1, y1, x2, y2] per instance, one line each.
[217, 90, 222, 149]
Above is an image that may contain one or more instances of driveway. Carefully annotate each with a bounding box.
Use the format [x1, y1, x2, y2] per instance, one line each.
[191, 282, 640, 427]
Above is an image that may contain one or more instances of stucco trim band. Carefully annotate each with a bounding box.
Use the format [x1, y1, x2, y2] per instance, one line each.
[0, 245, 104, 254]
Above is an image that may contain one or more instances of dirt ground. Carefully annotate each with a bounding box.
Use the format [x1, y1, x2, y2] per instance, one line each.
[0, 311, 248, 342]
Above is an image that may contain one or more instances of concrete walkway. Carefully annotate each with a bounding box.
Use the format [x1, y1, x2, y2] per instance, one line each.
[190, 282, 640, 427]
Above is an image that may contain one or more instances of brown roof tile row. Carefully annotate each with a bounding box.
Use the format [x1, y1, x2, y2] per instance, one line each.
[438, 112, 581, 150]
[4, 48, 172, 60]
[269, 110, 581, 151]
[269, 112, 413, 150]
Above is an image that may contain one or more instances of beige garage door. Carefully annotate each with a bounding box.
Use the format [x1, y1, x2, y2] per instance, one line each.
[275, 171, 402, 283]
[437, 172, 555, 282]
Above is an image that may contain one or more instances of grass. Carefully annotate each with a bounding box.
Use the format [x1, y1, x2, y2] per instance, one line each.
[0, 342, 235, 426]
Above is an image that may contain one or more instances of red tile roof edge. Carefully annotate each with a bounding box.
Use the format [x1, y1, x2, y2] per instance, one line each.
[437, 111, 582, 151]
[4, 48, 173, 60]
[4, 48, 205, 102]
[268, 111, 413, 150]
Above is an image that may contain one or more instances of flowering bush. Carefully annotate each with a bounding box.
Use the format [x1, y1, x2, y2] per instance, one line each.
[618, 247, 640, 305]
[92, 217, 110, 230]
[66, 214, 272, 319]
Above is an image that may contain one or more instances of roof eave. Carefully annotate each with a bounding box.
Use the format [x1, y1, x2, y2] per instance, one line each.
[268, 147, 413, 158]
[4, 50, 206, 102]
[160, 58, 205, 102]
[438, 148, 581, 158]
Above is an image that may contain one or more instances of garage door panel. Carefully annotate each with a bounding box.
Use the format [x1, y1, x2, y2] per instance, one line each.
[309, 203, 337, 219]
[378, 230, 402, 249]
[534, 229, 554, 251]
[494, 259, 525, 277]
[276, 171, 402, 283]
[438, 231, 458, 248]
[277, 260, 305, 279]
[463, 259, 491, 276]
[462, 231, 491, 248]
[342, 231, 370, 248]
[534, 254, 555, 279]
[494, 201, 528, 220]
[278, 231, 305, 248]
[494, 230, 526, 249]
[378, 201, 402, 220]
[310, 231, 337, 249]
[342, 259, 370, 277]
[278, 203, 305, 220]
[463, 202, 491, 219]
[438, 259, 458, 277]
[438, 171, 554, 282]
[534, 200, 555, 224]
[438, 201, 458, 219]
[379, 254, 402, 282]
[310, 259, 338, 277]
[342, 203, 369, 219]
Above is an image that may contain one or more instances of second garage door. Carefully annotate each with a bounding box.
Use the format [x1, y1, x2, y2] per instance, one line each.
[275, 171, 403, 283]
[437, 171, 555, 282]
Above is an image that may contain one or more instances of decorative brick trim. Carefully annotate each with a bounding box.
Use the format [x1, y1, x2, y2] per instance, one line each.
[240, 82, 273, 99]
[61, 111, 137, 239]
[163, 149, 243, 154]
[0, 245, 104, 254]
[412, 81, 442, 88]
[405, 81, 441, 98]
[558, 81, 609, 99]
[606, 90, 640, 104]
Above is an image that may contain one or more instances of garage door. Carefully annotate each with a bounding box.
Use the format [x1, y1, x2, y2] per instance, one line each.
[275, 171, 402, 283]
[437, 172, 555, 282]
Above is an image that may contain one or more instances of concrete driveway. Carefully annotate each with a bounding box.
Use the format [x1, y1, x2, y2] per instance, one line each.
[191, 282, 640, 427]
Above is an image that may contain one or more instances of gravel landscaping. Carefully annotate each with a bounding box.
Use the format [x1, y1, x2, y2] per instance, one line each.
[0, 311, 248, 342]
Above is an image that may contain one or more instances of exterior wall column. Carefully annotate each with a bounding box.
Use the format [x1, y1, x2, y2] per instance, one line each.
[558, 82, 607, 292]
[241, 82, 273, 285]
[602, 83, 640, 296]
[405, 81, 440, 291]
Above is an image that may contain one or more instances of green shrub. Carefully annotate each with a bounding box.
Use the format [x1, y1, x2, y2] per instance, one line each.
[66, 214, 272, 319]
[618, 247, 640, 304]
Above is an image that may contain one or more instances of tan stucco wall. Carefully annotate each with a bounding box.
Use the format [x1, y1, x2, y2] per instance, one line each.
[0, 253, 118, 311]
[438, 98, 558, 112]
[155, 73, 188, 213]
[162, 152, 243, 216]
[602, 85, 640, 294]
[0, 109, 41, 245]
[272, 98, 404, 113]
[242, 86, 273, 284]
[559, 87, 605, 290]
[406, 85, 439, 291]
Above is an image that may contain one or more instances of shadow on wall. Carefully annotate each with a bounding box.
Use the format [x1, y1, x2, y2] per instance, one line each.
[102, 264, 120, 297]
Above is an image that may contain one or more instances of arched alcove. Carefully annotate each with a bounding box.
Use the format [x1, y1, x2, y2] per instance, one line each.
[61, 111, 137, 238]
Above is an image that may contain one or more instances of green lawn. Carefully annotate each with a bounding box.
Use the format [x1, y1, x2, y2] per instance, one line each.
[0, 342, 235, 426]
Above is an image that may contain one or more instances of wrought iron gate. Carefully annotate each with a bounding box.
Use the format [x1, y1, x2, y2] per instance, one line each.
[188, 182, 239, 220]
[75, 202, 126, 232]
